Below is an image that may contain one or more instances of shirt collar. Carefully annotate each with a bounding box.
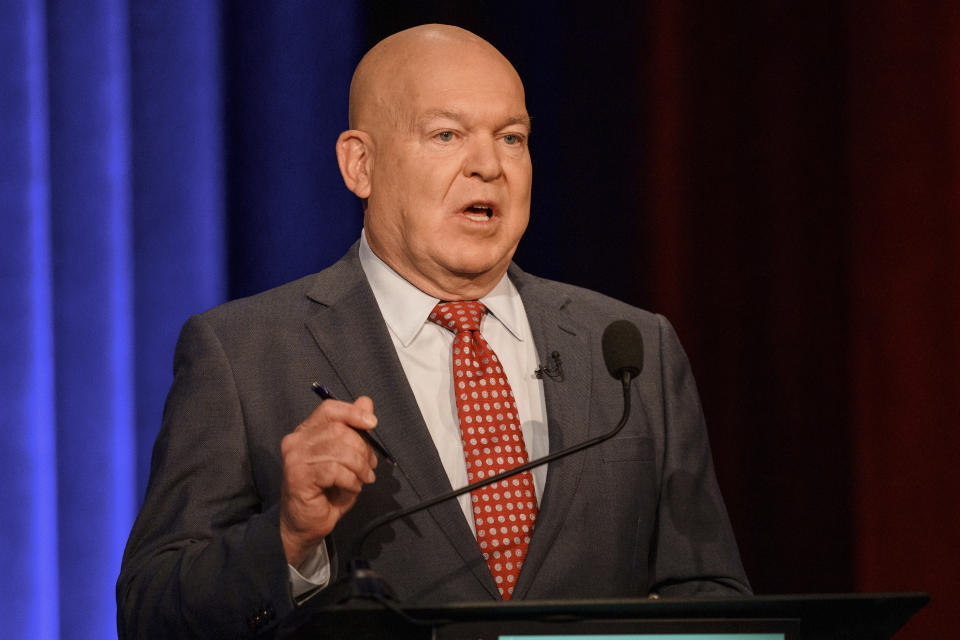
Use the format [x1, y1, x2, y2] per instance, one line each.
[358, 230, 526, 347]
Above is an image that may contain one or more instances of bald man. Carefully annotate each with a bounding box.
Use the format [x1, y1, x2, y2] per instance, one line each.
[118, 25, 749, 639]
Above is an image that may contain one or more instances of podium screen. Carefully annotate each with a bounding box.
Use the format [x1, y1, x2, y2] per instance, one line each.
[499, 635, 785, 640]
[434, 619, 796, 640]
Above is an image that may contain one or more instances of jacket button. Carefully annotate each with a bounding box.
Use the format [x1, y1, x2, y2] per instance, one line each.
[248, 604, 276, 631]
[247, 606, 276, 631]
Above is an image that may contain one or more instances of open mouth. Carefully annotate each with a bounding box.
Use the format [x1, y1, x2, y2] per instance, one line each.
[462, 203, 494, 221]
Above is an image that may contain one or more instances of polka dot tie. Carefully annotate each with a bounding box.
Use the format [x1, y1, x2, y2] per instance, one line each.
[429, 300, 538, 600]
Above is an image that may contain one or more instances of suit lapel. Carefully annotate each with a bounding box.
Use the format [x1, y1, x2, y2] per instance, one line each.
[302, 246, 499, 598]
[508, 265, 593, 600]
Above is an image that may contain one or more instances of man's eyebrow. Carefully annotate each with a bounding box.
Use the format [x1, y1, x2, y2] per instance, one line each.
[503, 114, 532, 131]
[418, 109, 465, 125]
[416, 109, 532, 131]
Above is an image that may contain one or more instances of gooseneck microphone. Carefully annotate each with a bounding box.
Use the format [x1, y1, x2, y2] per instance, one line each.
[601, 319, 644, 381]
[342, 320, 645, 600]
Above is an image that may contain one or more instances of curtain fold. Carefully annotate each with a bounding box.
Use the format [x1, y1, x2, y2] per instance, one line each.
[128, 0, 226, 501]
[222, 2, 362, 299]
[1, 2, 59, 638]
[46, 3, 136, 634]
[847, 3, 960, 638]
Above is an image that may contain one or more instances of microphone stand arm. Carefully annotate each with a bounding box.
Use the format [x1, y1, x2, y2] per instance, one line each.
[351, 371, 635, 560]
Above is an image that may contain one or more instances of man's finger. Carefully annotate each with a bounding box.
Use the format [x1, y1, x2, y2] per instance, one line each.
[310, 460, 368, 495]
[353, 395, 374, 416]
[285, 428, 376, 484]
[303, 396, 378, 432]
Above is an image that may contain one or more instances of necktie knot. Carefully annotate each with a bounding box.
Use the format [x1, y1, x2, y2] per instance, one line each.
[430, 300, 486, 334]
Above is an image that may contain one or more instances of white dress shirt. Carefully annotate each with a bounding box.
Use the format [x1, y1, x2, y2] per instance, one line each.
[358, 231, 549, 527]
[289, 232, 549, 596]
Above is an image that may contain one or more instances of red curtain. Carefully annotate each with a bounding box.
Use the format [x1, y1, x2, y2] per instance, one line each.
[644, 2, 960, 638]
[848, 3, 960, 638]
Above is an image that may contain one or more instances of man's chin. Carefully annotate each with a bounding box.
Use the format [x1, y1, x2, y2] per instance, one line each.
[441, 251, 514, 281]
[408, 256, 512, 299]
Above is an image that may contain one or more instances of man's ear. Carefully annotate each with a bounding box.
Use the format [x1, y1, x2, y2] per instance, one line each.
[336, 130, 373, 198]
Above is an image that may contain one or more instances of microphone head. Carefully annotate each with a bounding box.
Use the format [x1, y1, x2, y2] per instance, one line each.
[602, 320, 644, 380]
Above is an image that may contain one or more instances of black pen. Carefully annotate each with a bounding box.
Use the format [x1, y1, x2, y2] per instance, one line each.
[311, 382, 397, 465]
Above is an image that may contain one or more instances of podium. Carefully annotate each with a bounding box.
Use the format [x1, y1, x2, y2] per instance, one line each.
[278, 592, 928, 640]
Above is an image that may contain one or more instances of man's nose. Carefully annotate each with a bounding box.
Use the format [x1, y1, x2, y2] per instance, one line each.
[463, 136, 503, 181]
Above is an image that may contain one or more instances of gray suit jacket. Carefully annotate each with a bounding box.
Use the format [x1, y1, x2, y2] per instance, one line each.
[117, 244, 750, 639]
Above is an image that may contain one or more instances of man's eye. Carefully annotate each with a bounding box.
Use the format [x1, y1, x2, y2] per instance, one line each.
[436, 131, 455, 142]
[503, 134, 522, 145]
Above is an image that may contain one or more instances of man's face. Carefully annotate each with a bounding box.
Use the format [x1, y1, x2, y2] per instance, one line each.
[362, 45, 532, 299]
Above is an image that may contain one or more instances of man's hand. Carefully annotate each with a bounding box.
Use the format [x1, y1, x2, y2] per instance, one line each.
[279, 396, 379, 568]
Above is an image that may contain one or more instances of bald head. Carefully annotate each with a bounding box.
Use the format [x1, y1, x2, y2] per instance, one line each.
[348, 24, 525, 132]
[335, 24, 532, 300]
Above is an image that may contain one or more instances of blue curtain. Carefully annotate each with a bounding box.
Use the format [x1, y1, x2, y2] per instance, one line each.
[0, 2, 360, 638]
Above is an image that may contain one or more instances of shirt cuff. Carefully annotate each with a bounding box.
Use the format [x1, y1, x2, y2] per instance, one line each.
[288, 539, 331, 603]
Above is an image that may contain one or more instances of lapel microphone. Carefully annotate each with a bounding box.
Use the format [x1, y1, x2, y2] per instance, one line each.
[534, 350, 564, 380]
[339, 320, 645, 602]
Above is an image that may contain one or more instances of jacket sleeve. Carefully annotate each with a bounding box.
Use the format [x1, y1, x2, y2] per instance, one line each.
[117, 314, 295, 638]
[647, 314, 752, 597]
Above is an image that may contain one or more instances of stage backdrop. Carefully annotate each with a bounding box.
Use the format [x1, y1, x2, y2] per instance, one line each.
[1, 2, 956, 639]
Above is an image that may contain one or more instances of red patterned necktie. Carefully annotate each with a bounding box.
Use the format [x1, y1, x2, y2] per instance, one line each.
[429, 300, 538, 600]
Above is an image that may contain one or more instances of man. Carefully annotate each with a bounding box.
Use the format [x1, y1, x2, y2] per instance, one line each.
[118, 24, 749, 639]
